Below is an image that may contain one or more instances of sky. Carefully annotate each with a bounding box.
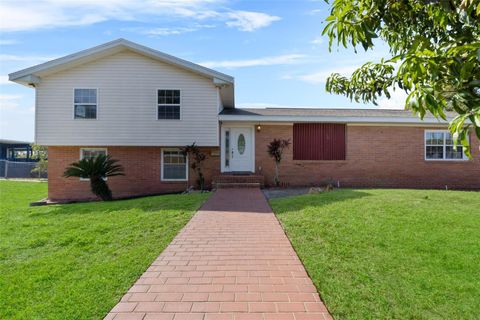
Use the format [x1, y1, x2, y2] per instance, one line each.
[0, 0, 407, 142]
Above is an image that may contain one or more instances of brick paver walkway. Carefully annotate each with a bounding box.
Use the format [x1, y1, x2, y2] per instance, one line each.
[105, 189, 332, 320]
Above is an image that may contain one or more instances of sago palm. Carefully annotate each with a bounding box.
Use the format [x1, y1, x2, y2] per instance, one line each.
[63, 154, 124, 201]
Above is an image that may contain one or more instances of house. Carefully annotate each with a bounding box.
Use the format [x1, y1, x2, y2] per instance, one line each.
[0, 139, 41, 178]
[0, 139, 35, 162]
[9, 39, 480, 201]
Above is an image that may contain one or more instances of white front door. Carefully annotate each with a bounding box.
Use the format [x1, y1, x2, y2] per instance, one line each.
[224, 127, 254, 172]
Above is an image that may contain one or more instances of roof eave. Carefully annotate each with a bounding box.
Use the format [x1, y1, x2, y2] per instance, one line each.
[8, 38, 234, 85]
[218, 114, 451, 124]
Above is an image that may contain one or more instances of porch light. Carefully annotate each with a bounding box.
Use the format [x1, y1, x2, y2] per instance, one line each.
[256, 125, 261, 132]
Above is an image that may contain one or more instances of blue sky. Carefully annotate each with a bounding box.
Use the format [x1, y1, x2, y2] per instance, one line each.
[0, 0, 406, 142]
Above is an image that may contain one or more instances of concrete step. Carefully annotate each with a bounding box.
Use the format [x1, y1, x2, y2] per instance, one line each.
[215, 182, 261, 189]
[212, 174, 265, 187]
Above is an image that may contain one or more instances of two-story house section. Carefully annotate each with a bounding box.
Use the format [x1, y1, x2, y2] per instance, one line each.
[9, 39, 233, 200]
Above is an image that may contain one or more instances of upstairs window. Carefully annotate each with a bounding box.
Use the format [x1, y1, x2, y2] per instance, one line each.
[293, 123, 346, 160]
[74, 89, 97, 119]
[158, 89, 180, 120]
[425, 130, 468, 160]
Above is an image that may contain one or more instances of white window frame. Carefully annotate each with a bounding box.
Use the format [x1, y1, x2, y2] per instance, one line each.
[73, 88, 98, 120]
[161, 148, 188, 181]
[79, 148, 108, 181]
[424, 130, 468, 161]
[157, 89, 182, 121]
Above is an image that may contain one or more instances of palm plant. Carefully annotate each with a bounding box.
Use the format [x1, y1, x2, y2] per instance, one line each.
[181, 143, 207, 191]
[63, 154, 124, 201]
[267, 138, 291, 187]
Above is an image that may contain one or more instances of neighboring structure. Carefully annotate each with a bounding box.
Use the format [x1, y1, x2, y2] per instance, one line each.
[9, 39, 480, 201]
[0, 139, 41, 178]
[0, 139, 34, 161]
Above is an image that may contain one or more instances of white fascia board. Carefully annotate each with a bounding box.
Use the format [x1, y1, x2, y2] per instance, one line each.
[9, 74, 41, 86]
[218, 115, 451, 124]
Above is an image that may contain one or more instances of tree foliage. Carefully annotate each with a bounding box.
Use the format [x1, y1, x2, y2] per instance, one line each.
[63, 154, 124, 201]
[30, 144, 48, 178]
[323, 0, 480, 156]
[181, 142, 207, 191]
[267, 139, 291, 186]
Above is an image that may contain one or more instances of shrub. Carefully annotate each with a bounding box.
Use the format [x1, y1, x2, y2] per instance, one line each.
[63, 155, 124, 201]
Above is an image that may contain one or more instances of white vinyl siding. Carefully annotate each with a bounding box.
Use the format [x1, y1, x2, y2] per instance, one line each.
[35, 51, 219, 146]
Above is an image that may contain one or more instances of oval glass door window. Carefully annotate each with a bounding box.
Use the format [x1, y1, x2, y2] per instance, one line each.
[237, 134, 246, 154]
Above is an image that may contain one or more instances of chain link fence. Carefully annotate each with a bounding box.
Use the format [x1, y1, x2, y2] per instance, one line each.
[0, 160, 47, 178]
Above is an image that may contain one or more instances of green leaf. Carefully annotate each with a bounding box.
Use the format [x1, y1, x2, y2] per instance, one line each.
[469, 114, 480, 127]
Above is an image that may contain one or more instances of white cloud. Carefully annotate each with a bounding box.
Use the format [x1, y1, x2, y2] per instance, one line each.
[298, 66, 359, 84]
[0, 75, 13, 85]
[0, 54, 57, 62]
[144, 27, 199, 36]
[311, 36, 324, 45]
[0, 0, 280, 32]
[308, 9, 323, 15]
[143, 24, 215, 36]
[225, 11, 280, 32]
[0, 55, 59, 80]
[376, 89, 408, 110]
[200, 54, 305, 69]
[0, 94, 22, 110]
[0, 39, 17, 45]
[237, 102, 321, 109]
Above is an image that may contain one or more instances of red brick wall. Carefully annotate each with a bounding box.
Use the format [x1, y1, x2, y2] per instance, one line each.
[48, 146, 220, 201]
[255, 125, 480, 189]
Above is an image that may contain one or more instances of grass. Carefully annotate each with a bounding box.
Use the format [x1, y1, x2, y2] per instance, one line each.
[0, 180, 209, 320]
[270, 189, 480, 319]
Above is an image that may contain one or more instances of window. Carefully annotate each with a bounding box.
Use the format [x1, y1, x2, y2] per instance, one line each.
[74, 89, 97, 119]
[7, 147, 29, 159]
[425, 130, 467, 160]
[293, 123, 346, 160]
[224, 130, 230, 167]
[80, 148, 107, 160]
[162, 149, 187, 181]
[79, 148, 107, 180]
[158, 90, 180, 120]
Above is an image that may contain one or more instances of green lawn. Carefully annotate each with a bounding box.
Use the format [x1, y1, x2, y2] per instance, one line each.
[270, 189, 480, 319]
[0, 180, 209, 320]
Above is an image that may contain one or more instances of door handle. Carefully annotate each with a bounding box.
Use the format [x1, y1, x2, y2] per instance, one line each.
[231, 149, 234, 158]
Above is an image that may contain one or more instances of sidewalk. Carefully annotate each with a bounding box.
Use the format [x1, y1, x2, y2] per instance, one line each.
[105, 188, 332, 320]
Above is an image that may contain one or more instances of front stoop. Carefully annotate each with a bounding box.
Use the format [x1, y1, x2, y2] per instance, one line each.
[212, 174, 265, 189]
